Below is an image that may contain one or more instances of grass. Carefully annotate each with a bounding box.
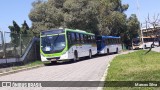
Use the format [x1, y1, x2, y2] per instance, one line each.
[104, 50, 160, 90]
[12, 60, 43, 70]
[0, 60, 43, 74]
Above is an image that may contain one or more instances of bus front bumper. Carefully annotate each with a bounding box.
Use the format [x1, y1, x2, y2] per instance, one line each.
[41, 54, 69, 63]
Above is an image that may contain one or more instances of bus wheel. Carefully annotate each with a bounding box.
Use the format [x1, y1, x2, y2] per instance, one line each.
[107, 49, 109, 55]
[144, 45, 147, 49]
[116, 48, 119, 54]
[151, 44, 154, 48]
[89, 50, 92, 59]
[72, 51, 78, 62]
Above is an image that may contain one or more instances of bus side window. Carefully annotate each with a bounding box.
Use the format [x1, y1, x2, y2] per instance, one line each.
[118, 39, 120, 44]
[87, 35, 90, 43]
[74, 33, 77, 43]
[149, 38, 151, 42]
[90, 36, 92, 44]
[67, 32, 71, 44]
[148, 38, 150, 42]
[113, 39, 115, 44]
[114, 39, 116, 44]
[108, 39, 110, 44]
[93, 36, 96, 44]
[86, 35, 88, 43]
[112, 39, 114, 44]
[105, 39, 107, 45]
[115, 39, 117, 44]
[109, 39, 112, 44]
[71, 32, 75, 44]
[144, 38, 146, 42]
[107, 39, 109, 45]
[106, 39, 108, 45]
[91, 36, 93, 43]
[76, 33, 80, 44]
[112, 38, 116, 44]
[79, 33, 81, 43]
[80, 34, 84, 44]
[83, 34, 87, 44]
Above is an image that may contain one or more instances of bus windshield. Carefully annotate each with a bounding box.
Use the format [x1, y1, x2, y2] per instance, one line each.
[132, 38, 140, 46]
[41, 34, 66, 54]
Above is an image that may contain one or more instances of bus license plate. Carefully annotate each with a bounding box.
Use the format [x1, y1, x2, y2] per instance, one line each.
[51, 59, 57, 61]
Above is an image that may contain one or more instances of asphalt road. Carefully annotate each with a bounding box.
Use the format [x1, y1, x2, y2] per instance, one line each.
[0, 51, 132, 90]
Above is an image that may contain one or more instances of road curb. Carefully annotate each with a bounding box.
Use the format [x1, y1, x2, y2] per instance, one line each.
[0, 64, 44, 77]
[97, 58, 113, 90]
[97, 51, 134, 90]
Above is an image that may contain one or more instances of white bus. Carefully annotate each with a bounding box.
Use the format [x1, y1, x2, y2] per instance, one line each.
[40, 28, 97, 64]
[132, 37, 143, 49]
[143, 37, 159, 48]
[132, 37, 160, 49]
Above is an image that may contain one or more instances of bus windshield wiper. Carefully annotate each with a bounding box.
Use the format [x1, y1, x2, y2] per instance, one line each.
[52, 34, 60, 50]
[44, 36, 51, 47]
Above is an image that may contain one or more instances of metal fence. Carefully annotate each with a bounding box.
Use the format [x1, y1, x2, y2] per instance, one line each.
[0, 31, 33, 59]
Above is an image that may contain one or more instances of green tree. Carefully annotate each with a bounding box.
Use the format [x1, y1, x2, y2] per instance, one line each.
[8, 26, 14, 32]
[29, 0, 140, 48]
[63, 0, 99, 34]
[122, 14, 140, 48]
[29, 0, 129, 35]
[21, 20, 30, 34]
[8, 26, 17, 45]
[8, 20, 31, 47]
[29, 0, 100, 34]
[127, 14, 140, 39]
[98, 0, 129, 35]
[8, 21, 21, 46]
[13, 20, 20, 34]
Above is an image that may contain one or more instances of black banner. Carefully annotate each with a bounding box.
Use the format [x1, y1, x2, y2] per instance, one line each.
[0, 81, 160, 87]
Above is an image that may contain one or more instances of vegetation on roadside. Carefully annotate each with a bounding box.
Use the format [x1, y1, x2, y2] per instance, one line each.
[8, 20, 35, 47]
[0, 60, 43, 74]
[29, 0, 140, 47]
[12, 60, 43, 70]
[104, 50, 160, 90]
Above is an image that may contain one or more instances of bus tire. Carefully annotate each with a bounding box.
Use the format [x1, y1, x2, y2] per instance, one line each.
[72, 51, 78, 62]
[116, 48, 119, 54]
[107, 49, 109, 55]
[89, 50, 92, 59]
[144, 45, 147, 49]
[151, 44, 154, 48]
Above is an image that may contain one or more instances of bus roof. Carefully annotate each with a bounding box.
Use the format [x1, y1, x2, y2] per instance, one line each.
[101, 35, 121, 39]
[65, 28, 94, 35]
[41, 28, 95, 36]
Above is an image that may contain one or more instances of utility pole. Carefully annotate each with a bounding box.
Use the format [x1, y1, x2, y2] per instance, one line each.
[136, 0, 144, 48]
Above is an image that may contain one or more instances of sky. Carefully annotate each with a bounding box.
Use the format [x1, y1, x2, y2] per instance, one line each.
[122, 0, 160, 28]
[0, 0, 35, 32]
[0, 0, 160, 32]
